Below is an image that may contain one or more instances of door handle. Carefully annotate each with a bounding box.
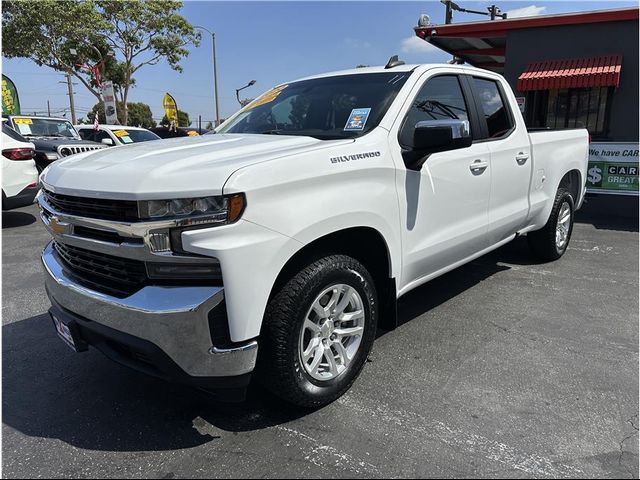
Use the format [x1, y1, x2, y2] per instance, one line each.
[470, 159, 488, 175]
[515, 152, 529, 165]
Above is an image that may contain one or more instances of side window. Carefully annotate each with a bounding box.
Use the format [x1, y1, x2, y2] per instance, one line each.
[78, 129, 94, 141]
[473, 77, 513, 139]
[400, 75, 470, 147]
[94, 130, 111, 142]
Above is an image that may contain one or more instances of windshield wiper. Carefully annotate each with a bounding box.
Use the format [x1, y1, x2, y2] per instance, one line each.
[259, 129, 286, 135]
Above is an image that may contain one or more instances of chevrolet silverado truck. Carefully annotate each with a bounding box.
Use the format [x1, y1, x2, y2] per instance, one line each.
[38, 61, 588, 407]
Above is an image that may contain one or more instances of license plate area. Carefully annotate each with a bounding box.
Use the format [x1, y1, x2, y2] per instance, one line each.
[51, 312, 87, 352]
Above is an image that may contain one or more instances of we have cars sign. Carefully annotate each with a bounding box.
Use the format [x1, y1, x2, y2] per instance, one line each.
[586, 142, 639, 195]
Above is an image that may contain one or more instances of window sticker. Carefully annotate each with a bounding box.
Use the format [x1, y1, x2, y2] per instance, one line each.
[113, 129, 129, 137]
[15, 123, 32, 135]
[120, 136, 133, 143]
[13, 118, 33, 125]
[244, 84, 288, 111]
[344, 108, 371, 131]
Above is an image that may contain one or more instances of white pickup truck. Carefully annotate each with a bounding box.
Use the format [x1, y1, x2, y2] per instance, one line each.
[38, 61, 588, 407]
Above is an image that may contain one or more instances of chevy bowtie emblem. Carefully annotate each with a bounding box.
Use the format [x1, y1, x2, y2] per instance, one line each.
[49, 216, 70, 235]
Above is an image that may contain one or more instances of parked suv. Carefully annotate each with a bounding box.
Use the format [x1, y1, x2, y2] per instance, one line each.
[3, 115, 106, 173]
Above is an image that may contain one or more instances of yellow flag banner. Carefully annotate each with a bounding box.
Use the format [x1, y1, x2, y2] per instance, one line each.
[163, 93, 179, 127]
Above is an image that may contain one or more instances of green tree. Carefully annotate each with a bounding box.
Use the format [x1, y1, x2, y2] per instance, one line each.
[87, 101, 156, 128]
[160, 110, 190, 127]
[2, 0, 200, 124]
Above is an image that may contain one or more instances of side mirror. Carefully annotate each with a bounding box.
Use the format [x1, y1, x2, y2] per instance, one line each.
[403, 119, 472, 170]
[101, 138, 114, 146]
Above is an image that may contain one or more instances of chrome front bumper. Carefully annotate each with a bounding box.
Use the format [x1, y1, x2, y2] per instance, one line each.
[42, 242, 258, 378]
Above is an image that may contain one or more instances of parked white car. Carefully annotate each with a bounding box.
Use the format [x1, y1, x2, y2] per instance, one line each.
[2, 123, 38, 210]
[39, 61, 588, 407]
[75, 124, 160, 146]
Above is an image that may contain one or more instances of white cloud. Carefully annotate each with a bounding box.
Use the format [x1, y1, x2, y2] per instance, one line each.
[506, 5, 547, 18]
[344, 37, 371, 49]
[400, 36, 438, 54]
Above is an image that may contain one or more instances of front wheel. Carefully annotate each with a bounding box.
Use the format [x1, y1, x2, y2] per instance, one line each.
[527, 187, 575, 261]
[258, 255, 378, 408]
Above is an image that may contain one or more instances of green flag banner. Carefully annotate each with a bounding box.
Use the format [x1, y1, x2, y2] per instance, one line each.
[2, 74, 20, 115]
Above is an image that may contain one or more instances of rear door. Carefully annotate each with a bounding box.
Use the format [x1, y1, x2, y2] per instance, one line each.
[389, 72, 492, 292]
[469, 75, 532, 244]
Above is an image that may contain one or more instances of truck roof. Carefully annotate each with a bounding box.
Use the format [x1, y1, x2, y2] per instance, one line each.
[289, 63, 499, 83]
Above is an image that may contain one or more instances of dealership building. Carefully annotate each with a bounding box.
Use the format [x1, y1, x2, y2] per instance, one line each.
[415, 7, 639, 200]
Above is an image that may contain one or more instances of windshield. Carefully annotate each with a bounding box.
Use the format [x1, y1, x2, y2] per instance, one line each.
[113, 129, 160, 144]
[217, 72, 410, 140]
[11, 117, 78, 139]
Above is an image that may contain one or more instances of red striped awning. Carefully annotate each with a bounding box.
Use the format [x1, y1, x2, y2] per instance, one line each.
[517, 54, 623, 91]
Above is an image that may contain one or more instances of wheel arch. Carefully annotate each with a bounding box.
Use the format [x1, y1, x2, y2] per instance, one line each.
[268, 226, 398, 331]
[558, 169, 582, 205]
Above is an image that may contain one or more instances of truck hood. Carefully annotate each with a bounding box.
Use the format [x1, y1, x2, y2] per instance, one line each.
[41, 134, 349, 200]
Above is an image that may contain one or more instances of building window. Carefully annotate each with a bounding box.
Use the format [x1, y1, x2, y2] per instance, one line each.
[526, 87, 613, 138]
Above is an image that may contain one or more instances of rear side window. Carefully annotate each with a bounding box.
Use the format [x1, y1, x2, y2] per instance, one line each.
[400, 75, 470, 146]
[473, 77, 513, 139]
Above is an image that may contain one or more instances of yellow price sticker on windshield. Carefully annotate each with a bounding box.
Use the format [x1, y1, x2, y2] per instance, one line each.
[113, 129, 129, 137]
[243, 84, 288, 111]
[13, 118, 33, 124]
[186, 130, 199, 136]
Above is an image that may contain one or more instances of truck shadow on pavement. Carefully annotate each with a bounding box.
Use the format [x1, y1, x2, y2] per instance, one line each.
[1, 237, 544, 452]
[2, 211, 36, 229]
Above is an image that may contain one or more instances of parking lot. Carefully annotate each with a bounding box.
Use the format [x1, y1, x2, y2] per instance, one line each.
[2, 199, 638, 478]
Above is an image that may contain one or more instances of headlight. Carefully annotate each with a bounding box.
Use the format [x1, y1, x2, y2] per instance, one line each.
[139, 194, 246, 224]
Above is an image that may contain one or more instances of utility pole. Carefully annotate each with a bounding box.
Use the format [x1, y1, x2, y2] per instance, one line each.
[195, 26, 221, 127]
[444, 0, 454, 23]
[65, 74, 77, 124]
[212, 32, 220, 127]
[47, 100, 51, 117]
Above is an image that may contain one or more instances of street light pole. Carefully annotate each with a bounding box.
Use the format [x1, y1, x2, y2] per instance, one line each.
[235, 80, 257, 106]
[196, 26, 220, 127]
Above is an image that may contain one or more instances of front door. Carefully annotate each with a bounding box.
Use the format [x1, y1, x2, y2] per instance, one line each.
[389, 73, 491, 293]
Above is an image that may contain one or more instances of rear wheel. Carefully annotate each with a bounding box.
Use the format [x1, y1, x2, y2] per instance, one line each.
[258, 255, 377, 408]
[527, 187, 575, 261]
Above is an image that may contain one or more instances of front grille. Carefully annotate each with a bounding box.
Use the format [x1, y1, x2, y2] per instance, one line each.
[73, 225, 144, 245]
[43, 189, 139, 222]
[53, 242, 147, 297]
[57, 145, 106, 157]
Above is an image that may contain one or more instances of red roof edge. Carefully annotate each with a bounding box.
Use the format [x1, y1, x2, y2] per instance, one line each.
[415, 7, 639, 38]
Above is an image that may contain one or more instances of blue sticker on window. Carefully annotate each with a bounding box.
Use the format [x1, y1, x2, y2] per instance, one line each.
[344, 108, 371, 131]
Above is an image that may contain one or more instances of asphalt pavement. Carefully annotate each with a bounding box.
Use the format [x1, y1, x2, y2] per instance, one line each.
[2, 199, 638, 478]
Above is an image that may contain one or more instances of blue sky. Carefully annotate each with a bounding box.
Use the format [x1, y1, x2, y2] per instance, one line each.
[2, 0, 636, 125]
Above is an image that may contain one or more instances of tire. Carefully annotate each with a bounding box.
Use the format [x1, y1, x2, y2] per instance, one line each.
[527, 187, 575, 261]
[258, 254, 378, 408]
